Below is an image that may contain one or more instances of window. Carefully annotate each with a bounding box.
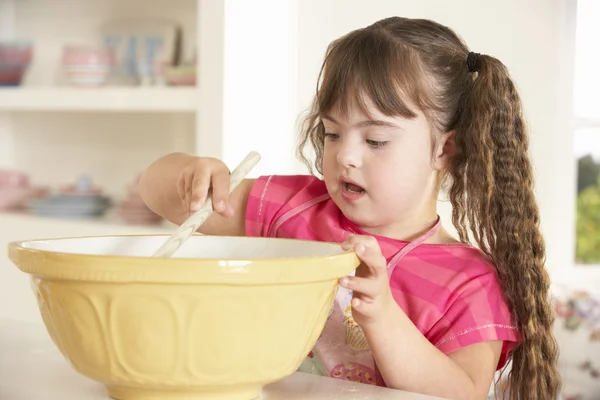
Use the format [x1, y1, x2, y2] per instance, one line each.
[574, 0, 600, 265]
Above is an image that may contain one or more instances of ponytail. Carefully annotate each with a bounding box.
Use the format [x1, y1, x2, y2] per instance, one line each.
[448, 54, 561, 399]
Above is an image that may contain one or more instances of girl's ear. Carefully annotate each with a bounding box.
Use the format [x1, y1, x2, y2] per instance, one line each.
[434, 130, 455, 170]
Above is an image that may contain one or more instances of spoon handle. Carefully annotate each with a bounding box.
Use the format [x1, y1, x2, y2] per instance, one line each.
[152, 151, 261, 258]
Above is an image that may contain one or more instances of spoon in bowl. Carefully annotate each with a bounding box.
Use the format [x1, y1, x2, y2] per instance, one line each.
[152, 151, 261, 258]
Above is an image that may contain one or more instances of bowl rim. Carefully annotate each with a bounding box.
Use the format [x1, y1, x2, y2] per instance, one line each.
[8, 234, 360, 284]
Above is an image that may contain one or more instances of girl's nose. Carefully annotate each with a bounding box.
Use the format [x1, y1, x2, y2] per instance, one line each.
[336, 143, 363, 169]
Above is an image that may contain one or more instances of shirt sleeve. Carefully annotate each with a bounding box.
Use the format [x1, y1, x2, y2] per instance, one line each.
[426, 269, 522, 370]
[245, 174, 326, 238]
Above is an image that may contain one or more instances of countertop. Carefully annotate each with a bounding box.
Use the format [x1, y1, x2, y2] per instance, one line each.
[0, 319, 445, 400]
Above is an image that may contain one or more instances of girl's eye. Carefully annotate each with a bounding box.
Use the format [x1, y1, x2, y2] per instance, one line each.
[366, 139, 389, 148]
[324, 133, 339, 140]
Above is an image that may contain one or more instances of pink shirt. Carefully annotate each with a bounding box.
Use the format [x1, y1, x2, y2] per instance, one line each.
[245, 175, 520, 385]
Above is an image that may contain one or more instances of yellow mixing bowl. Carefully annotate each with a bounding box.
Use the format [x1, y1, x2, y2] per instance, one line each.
[8, 234, 359, 400]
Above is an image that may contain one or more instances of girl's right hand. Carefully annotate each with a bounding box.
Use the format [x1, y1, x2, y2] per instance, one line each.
[176, 156, 235, 217]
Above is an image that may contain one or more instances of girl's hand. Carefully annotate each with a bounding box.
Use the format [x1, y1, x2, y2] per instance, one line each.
[177, 157, 234, 217]
[339, 234, 396, 328]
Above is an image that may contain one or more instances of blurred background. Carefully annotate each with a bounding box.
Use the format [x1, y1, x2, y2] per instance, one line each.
[0, 0, 600, 296]
[0, 1, 599, 397]
[0, 0, 598, 298]
[0, 0, 598, 304]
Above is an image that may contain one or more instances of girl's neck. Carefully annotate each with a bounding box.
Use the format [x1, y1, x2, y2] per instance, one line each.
[359, 214, 437, 241]
[358, 216, 459, 245]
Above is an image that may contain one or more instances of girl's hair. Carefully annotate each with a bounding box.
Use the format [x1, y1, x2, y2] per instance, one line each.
[298, 17, 561, 399]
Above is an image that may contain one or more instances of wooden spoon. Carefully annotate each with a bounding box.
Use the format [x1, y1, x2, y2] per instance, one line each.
[152, 151, 261, 258]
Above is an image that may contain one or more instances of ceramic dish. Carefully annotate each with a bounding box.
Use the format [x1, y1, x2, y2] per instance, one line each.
[8, 235, 359, 400]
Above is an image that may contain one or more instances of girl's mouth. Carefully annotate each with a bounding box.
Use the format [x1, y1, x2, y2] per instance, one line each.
[341, 181, 366, 202]
[345, 182, 365, 193]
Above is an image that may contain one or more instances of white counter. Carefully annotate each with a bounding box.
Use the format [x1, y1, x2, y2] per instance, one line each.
[0, 319, 444, 400]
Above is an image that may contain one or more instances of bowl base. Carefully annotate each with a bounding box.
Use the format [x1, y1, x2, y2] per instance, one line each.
[107, 385, 261, 400]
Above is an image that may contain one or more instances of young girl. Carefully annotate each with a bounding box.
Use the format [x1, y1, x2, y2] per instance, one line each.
[140, 16, 560, 400]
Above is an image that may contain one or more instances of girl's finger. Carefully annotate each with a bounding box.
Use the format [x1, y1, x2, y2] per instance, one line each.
[176, 173, 189, 213]
[210, 168, 233, 216]
[339, 276, 378, 300]
[351, 296, 367, 309]
[190, 176, 211, 212]
[342, 235, 387, 276]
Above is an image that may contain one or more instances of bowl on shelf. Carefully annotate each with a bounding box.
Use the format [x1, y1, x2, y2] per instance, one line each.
[0, 169, 30, 188]
[118, 196, 162, 225]
[0, 169, 49, 211]
[118, 174, 162, 225]
[164, 64, 196, 86]
[0, 186, 49, 211]
[27, 194, 111, 219]
[0, 41, 33, 86]
[62, 45, 114, 86]
[26, 175, 112, 219]
[56, 174, 104, 197]
[118, 203, 162, 225]
[8, 235, 359, 400]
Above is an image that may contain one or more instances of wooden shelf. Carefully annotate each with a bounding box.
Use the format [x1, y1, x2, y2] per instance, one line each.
[0, 87, 198, 113]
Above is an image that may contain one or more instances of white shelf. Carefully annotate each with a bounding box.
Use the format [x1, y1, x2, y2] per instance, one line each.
[0, 87, 198, 112]
[0, 211, 175, 236]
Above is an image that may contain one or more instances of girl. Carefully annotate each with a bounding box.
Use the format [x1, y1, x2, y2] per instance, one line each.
[140, 17, 560, 400]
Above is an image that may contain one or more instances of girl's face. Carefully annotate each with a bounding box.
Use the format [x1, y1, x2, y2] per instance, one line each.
[322, 96, 449, 240]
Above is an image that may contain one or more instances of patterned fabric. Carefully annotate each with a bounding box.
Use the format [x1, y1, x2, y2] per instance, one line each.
[246, 175, 521, 386]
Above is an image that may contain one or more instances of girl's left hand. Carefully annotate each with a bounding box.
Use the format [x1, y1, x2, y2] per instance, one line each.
[339, 234, 396, 328]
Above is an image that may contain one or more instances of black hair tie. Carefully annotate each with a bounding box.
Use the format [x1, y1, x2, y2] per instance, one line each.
[467, 52, 480, 73]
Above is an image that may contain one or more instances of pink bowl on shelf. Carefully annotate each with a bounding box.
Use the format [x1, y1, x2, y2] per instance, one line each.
[0, 169, 30, 188]
[118, 199, 162, 225]
[58, 185, 104, 196]
[117, 175, 162, 225]
[0, 41, 33, 86]
[0, 169, 49, 210]
[62, 45, 113, 65]
[62, 45, 114, 86]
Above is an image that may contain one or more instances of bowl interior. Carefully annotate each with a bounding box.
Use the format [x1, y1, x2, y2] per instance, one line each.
[18, 235, 346, 260]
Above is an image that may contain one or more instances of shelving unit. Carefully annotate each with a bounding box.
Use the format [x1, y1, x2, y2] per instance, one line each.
[0, 0, 300, 239]
[0, 0, 226, 234]
[0, 87, 198, 112]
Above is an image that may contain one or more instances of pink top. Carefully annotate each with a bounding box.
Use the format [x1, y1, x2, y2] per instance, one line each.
[245, 175, 521, 385]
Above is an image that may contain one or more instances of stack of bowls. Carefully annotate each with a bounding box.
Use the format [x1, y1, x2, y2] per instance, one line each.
[0, 41, 33, 86]
[27, 175, 111, 219]
[118, 174, 162, 225]
[62, 45, 114, 86]
[0, 169, 48, 210]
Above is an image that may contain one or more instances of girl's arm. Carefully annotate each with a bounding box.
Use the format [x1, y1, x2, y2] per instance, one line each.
[340, 235, 502, 400]
[367, 308, 501, 399]
[139, 152, 254, 236]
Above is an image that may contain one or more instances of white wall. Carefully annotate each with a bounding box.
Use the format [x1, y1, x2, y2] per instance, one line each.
[220, 0, 303, 177]
[292, 0, 598, 283]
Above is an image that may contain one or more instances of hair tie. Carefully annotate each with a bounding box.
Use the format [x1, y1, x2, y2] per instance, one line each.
[467, 52, 480, 73]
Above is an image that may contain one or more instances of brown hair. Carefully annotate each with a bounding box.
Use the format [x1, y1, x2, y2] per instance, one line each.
[298, 17, 561, 399]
